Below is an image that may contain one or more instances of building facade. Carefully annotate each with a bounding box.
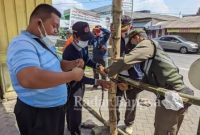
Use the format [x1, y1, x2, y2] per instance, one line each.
[0, 0, 52, 99]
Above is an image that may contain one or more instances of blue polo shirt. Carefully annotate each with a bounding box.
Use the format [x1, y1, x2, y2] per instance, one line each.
[7, 31, 67, 108]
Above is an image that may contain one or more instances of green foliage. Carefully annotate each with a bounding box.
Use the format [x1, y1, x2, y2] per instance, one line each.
[59, 28, 67, 40]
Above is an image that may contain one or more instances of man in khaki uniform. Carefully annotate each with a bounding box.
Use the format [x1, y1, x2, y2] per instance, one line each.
[105, 29, 194, 135]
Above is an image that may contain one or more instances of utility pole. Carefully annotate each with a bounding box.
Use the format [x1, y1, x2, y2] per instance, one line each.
[109, 0, 122, 135]
[131, 0, 134, 19]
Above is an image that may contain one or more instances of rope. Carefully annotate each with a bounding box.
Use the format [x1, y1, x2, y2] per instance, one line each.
[99, 87, 104, 119]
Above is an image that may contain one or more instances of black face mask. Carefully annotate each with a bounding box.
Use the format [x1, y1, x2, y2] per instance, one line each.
[125, 32, 128, 37]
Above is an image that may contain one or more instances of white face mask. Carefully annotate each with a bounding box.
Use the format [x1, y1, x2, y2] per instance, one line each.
[45, 35, 59, 46]
[38, 21, 58, 47]
[76, 40, 88, 48]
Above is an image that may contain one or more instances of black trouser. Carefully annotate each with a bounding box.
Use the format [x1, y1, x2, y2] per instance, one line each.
[93, 57, 106, 81]
[116, 87, 141, 126]
[14, 98, 66, 135]
[66, 85, 85, 135]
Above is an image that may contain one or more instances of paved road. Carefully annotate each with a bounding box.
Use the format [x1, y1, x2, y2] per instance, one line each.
[168, 52, 200, 70]
[0, 52, 200, 135]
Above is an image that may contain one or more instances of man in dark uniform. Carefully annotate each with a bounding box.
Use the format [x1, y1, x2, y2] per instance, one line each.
[63, 21, 111, 135]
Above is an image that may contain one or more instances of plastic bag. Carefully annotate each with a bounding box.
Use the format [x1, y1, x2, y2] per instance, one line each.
[161, 91, 184, 111]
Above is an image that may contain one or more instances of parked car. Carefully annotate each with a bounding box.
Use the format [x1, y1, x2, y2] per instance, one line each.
[155, 35, 199, 54]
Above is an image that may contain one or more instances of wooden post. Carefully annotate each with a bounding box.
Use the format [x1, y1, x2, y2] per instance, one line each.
[109, 0, 122, 135]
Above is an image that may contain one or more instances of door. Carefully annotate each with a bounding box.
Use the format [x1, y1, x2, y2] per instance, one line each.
[159, 36, 171, 50]
[167, 37, 181, 51]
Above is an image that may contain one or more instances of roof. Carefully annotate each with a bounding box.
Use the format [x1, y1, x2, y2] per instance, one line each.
[90, 5, 111, 14]
[153, 21, 172, 28]
[165, 16, 200, 28]
[91, 5, 178, 21]
[126, 12, 178, 21]
[159, 35, 182, 38]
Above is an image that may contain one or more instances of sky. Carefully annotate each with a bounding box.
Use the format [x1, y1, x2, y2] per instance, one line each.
[52, 0, 200, 16]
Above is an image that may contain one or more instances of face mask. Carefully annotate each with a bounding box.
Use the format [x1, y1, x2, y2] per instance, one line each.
[45, 35, 59, 46]
[38, 20, 58, 47]
[76, 40, 88, 48]
[127, 29, 131, 35]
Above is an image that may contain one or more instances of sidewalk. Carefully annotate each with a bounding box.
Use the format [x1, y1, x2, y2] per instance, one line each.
[0, 100, 19, 135]
[0, 86, 200, 135]
[0, 69, 200, 135]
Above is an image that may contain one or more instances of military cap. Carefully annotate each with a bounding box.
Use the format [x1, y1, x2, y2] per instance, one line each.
[128, 29, 146, 38]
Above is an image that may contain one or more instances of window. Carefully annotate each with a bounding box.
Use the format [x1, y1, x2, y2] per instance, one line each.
[160, 37, 181, 43]
[177, 36, 187, 42]
[160, 37, 171, 41]
[170, 37, 178, 42]
[170, 37, 181, 43]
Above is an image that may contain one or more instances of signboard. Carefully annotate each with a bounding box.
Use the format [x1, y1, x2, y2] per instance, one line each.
[148, 25, 162, 30]
[167, 28, 200, 33]
[69, 8, 101, 28]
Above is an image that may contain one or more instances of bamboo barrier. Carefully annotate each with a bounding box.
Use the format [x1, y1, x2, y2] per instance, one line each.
[118, 75, 200, 106]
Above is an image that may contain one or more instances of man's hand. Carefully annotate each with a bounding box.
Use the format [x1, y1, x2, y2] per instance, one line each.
[97, 80, 111, 90]
[97, 65, 107, 76]
[102, 68, 109, 76]
[72, 67, 84, 81]
[75, 59, 84, 68]
[118, 83, 128, 91]
[100, 45, 107, 51]
[61, 59, 84, 71]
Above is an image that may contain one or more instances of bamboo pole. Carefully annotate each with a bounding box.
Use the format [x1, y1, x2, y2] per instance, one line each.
[82, 101, 127, 135]
[118, 75, 200, 106]
[109, 0, 122, 135]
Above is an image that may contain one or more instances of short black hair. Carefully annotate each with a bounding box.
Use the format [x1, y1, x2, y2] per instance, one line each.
[95, 25, 101, 28]
[30, 4, 61, 22]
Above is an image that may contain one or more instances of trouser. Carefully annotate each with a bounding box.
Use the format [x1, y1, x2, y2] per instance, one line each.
[154, 104, 185, 135]
[66, 85, 85, 135]
[14, 98, 66, 135]
[154, 87, 193, 135]
[93, 57, 106, 81]
[116, 87, 141, 126]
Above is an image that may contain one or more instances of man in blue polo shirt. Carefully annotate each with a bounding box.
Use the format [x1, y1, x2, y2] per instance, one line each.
[7, 4, 84, 135]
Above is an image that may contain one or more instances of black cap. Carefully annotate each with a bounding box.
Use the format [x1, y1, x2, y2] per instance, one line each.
[72, 21, 94, 41]
[121, 15, 132, 26]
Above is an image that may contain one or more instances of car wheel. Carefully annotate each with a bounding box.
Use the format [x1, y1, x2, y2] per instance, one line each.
[180, 47, 188, 54]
